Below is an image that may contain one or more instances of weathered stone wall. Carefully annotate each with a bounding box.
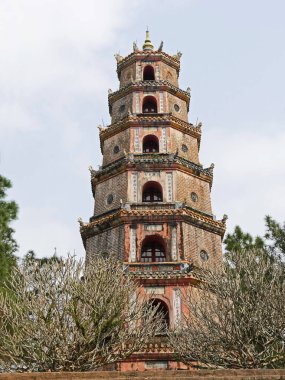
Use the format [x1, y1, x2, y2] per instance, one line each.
[1, 369, 285, 379]
[111, 94, 132, 123]
[86, 225, 125, 260]
[119, 63, 136, 88]
[175, 172, 212, 214]
[102, 128, 130, 166]
[160, 61, 179, 86]
[169, 128, 199, 163]
[167, 93, 188, 122]
[182, 222, 223, 268]
[94, 172, 128, 216]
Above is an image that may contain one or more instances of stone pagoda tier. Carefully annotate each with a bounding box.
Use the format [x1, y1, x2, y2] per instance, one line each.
[80, 31, 227, 371]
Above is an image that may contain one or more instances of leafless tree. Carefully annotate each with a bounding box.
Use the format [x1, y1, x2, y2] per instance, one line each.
[0, 255, 163, 372]
[169, 249, 285, 369]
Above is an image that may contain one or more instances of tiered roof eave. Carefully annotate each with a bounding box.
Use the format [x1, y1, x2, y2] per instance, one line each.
[115, 50, 181, 79]
[99, 114, 202, 153]
[108, 80, 190, 113]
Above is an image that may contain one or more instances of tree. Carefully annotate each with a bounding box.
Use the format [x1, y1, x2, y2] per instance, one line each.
[23, 250, 61, 266]
[224, 225, 265, 253]
[0, 255, 163, 372]
[224, 216, 285, 259]
[264, 215, 285, 258]
[0, 175, 18, 289]
[169, 249, 285, 369]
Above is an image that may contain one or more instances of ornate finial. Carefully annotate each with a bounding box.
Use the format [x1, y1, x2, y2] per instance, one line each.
[114, 53, 123, 63]
[158, 41, 163, 51]
[210, 163, 215, 169]
[108, 89, 112, 95]
[222, 214, 228, 224]
[133, 41, 139, 52]
[186, 87, 191, 94]
[142, 29, 154, 51]
[78, 217, 85, 227]
[173, 51, 182, 60]
[88, 166, 96, 177]
[97, 124, 105, 132]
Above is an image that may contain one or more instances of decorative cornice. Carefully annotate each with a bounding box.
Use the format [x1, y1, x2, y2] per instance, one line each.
[80, 207, 226, 241]
[116, 51, 181, 77]
[108, 80, 190, 109]
[99, 114, 201, 151]
[90, 153, 213, 186]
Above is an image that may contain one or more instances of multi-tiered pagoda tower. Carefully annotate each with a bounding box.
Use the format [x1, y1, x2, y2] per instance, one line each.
[80, 31, 226, 371]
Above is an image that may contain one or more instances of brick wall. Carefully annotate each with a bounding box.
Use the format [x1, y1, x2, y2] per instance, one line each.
[119, 64, 136, 88]
[94, 172, 128, 216]
[169, 129, 199, 163]
[175, 172, 212, 214]
[160, 61, 179, 86]
[86, 225, 125, 260]
[102, 128, 130, 166]
[1, 369, 285, 379]
[182, 222, 223, 268]
[111, 94, 132, 123]
[167, 93, 188, 122]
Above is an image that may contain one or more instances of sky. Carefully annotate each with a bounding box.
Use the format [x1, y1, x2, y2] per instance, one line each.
[1, 0, 285, 259]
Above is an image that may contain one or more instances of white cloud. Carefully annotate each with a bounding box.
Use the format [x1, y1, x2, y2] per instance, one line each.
[202, 125, 285, 237]
[0, 0, 138, 257]
[14, 205, 83, 259]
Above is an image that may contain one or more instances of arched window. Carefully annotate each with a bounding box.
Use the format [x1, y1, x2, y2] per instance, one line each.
[143, 135, 159, 153]
[142, 181, 163, 202]
[143, 65, 155, 81]
[151, 299, 170, 329]
[141, 236, 166, 262]
[142, 96, 157, 113]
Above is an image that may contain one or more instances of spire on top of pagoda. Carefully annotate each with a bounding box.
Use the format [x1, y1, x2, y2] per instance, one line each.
[142, 28, 154, 51]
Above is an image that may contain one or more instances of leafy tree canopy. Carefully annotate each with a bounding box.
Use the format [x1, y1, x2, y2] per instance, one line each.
[0, 175, 18, 288]
[224, 216, 285, 260]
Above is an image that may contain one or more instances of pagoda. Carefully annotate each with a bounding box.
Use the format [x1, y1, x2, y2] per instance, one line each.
[80, 31, 226, 371]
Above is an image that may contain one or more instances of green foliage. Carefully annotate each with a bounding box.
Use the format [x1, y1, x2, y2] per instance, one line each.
[224, 225, 265, 253]
[224, 216, 285, 260]
[0, 175, 18, 288]
[264, 215, 285, 257]
[23, 250, 61, 266]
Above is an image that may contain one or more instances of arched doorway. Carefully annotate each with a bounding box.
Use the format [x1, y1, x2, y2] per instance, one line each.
[143, 134, 159, 153]
[143, 65, 155, 81]
[142, 96, 157, 113]
[142, 181, 163, 202]
[141, 235, 166, 262]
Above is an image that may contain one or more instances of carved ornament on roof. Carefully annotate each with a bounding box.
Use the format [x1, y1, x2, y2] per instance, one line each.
[81, 207, 226, 237]
[99, 115, 201, 149]
[108, 80, 190, 105]
[116, 51, 181, 76]
[92, 154, 213, 185]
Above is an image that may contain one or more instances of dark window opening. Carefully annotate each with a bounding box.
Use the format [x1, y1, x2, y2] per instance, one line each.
[143, 134, 159, 153]
[142, 96, 157, 114]
[143, 65, 155, 81]
[151, 299, 170, 329]
[141, 237, 166, 263]
[142, 181, 163, 202]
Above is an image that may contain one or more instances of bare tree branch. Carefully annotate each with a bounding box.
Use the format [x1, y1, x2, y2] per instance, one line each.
[169, 249, 285, 369]
[0, 256, 163, 372]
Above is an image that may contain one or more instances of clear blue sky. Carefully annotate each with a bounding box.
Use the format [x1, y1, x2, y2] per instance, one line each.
[1, 0, 285, 258]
